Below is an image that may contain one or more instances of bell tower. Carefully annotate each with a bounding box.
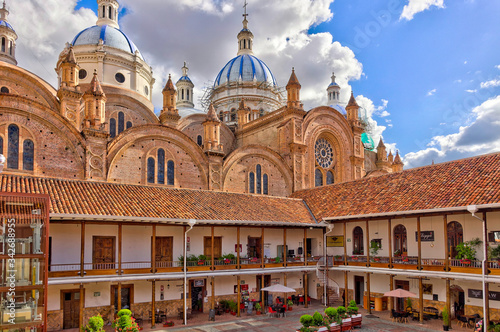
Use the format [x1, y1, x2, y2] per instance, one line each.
[96, 0, 120, 29]
[0, 1, 17, 65]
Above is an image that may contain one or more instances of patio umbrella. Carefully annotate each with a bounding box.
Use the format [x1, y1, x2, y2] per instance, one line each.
[260, 284, 296, 307]
[383, 288, 417, 298]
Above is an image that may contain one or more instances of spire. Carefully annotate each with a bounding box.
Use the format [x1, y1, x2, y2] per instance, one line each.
[377, 137, 385, 149]
[286, 68, 302, 109]
[85, 70, 105, 96]
[83, 70, 106, 129]
[327, 71, 341, 104]
[392, 150, 404, 172]
[96, 0, 120, 29]
[206, 104, 220, 122]
[388, 150, 394, 163]
[347, 91, 359, 108]
[0, 1, 7, 21]
[63, 46, 77, 65]
[286, 67, 301, 88]
[181, 62, 188, 77]
[176, 63, 194, 109]
[237, 0, 254, 55]
[163, 74, 175, 92]
[394, 151, 403, 164]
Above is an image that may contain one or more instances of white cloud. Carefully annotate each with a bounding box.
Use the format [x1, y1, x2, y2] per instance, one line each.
[466, 89, 477, 93]
[403, 95, 500, 168]
[454, 79, 462, 83]
[496, 65, 500, 70]
[427, 88, 437, 96]
[464, 61, 468, 65]
[480, 79, 500, 89]
[400, 0, 445, 21]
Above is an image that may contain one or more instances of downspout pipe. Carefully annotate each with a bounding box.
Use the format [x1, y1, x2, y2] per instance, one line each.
[184, 219, 197, 325]
[467, 205, 487, 327]
[323, 223, 335, 306]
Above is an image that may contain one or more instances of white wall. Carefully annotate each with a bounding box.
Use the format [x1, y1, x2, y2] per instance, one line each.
[50, 224, 81, 265]
[122, 225, 150, 263]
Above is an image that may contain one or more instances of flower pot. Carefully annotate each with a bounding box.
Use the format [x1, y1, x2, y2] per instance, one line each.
[198, 261, 205, 265]
[231, 311, 236, 316]
[256, 311, 261, 315]
[288, 306, 292, 311]
[443, 325, 449, 331]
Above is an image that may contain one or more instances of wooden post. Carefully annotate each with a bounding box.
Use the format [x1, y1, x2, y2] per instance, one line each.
[79, 284, 84, 329]
[118, 224, 122, 275]
[366, 273, 371, 314]
[444, 215, 449, 271]
[151, 280, 156, 328]
[343, 221, 347, 265]
[389, 275, 394, 313]
[304, 272, 309, 308]
[283, 228, 287, 267]
[388, 218, 393, 268]
[261, 275, 265, 310]
[344, 271, 348, 307]
[419, 277, 424, 323]
[237, 226, 240, 268]
[80, 222, 85, 276]
[211, 226, 215, 270]
[485, 282, 490, 326]
[417, 216, 422, 270]
[284, 273, 287, 286]
[446, 279, 450, 320]
[325, 227, 329, 306]
[211, 276, 215, 311]
[261, 227, 265, 268]
[366, 220, 370, 266]
[117, 282, 122, 312]
[151, 225, 156, 273]
[304, 228, 307, 266]
[237, 275, 241, 317]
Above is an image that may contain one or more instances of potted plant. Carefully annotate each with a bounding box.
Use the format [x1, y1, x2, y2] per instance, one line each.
[287, 299, 293, 311]
[442, 307, 450, 331]
[229, 300, 237, 315]
[197, 254, 208, 265]
[82, 314, 104, 332]
[406, 298, 412, 310]
[275, 256, 281, 263]
[370, 240, 381, 262]
[456, 238, 482, 264]
[394, 249, 401, 257]
[112, 309, 139, 332]
[402, 255, 409, 262]
[312, 311, 323, 327]
[300, 314, 313, 330]
[255, 302, 262, 315]
[347, 300, 358, 316]
[335, 255, 342, 261]
[325, 307, 340, 331]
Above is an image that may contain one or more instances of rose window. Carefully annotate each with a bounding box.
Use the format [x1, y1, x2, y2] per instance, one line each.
[315, 138, 333, 168]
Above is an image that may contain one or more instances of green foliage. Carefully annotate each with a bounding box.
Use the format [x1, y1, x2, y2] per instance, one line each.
[406, 298, 412, 308]
[336, 306, 346, 317]
[187, 254, 198, 261]
[347, 300, 358, 315]
[491, 246, 500, 259]
[255, 302, 261, 311]
[455, 238, 482, 260]
[228, 300, 237, 312]
[370, 240, 381, 256]
[489, 323, 500, 332]
[220, 253, 236, 260]
[219, 299, 228, 309]
[287, 299, 293, 306]
[312, 311, 323, 326]
[197, 254, 208, 261]
[274, 256, 281, 263]
[300, 314, 313, 328]
[324, 307, 338, 319]
[112, 309, 139, 332]
[442, 307, 450, 326]
[82, 314, 104, 332]
[177, 255, 184, 262]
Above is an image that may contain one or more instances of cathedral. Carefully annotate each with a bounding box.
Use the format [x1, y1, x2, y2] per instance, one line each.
[0, 0, 403, 194]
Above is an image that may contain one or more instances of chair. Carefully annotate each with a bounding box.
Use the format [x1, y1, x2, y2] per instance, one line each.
[299, 296, 304, 305]
[400, 311, 409, 323]
[391, 309, 400, 323]
[268, 306, 278, 317]
[457, 314, 468, 328]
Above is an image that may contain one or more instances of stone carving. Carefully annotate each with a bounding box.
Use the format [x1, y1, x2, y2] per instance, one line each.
[210, 164, 221, 190]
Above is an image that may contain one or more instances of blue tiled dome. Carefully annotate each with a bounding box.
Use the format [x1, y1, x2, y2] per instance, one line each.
[0, 20, 14, 31]
[71, 25, 143, 60]
[177, 76, 192, 83]
[214, 54, 277, 88]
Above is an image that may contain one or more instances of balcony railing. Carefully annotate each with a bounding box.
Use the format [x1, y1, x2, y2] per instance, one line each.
[449, 259, 482, 268]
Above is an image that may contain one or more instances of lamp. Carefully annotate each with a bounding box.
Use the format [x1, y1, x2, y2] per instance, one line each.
[0, 154, 5, 173]
[184, 219, 196, 325]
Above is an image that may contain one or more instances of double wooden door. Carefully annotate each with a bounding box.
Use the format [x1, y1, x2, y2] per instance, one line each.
[204, 236, 222, 259]
[62, 290, 80, 329]
[93, 236, 115, 270]
[155, 236, 173, 268]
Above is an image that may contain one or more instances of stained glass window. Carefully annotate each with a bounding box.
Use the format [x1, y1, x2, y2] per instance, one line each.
[197, 135, 202, 146]
[23, 139, 34, 171]
[147, 157, 155, 184]
[109, 118, 116, 138]
[118, 112, 125, 134]
[157, 149, 165, 184]
[263, 174, 268, 195]
[249, 172, 255, 193]
[326, 170, 334, 185]
[315, 169, 323, 187]
[167, 160, 174, 185]
[256, 164, 262, 194]
[315, 138, 333, 169]
[7, 124, 19, 169]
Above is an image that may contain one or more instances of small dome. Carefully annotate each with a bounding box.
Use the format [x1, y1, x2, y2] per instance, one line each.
[71, 25, 143, 60]
[177, 76, 192, 83]
[0, 20, 13, 31]
[214, 54, 277, 88]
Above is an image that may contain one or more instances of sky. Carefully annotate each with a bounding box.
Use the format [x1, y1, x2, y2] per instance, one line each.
[6, 0, 500, 169]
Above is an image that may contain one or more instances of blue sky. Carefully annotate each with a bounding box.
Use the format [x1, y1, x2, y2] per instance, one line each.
[10, 0, 500, 169]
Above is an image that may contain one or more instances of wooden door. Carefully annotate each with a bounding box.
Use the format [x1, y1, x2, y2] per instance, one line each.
[155, 237, 173, 268]
[62, 290, 80, 329]
[447, 221, 463, 258]
[93, 236, 115, 270]
[111, 284, 134, 312]
[354, 276, 364, 306]
[203, 236, 222, 259]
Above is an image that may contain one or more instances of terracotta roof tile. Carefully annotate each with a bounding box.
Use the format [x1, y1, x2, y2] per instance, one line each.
[292, 152, 500, 220]
[0, 174, 316, 224]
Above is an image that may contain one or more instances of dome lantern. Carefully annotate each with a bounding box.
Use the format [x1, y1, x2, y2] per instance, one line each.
[96, 0, 119, 29]
[0, 1, 17, 65]
[237, 0, 254, 56]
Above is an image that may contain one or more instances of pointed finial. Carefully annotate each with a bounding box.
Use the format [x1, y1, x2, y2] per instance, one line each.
[347, 90, 359, 107]
[207, 104, 219, 122]
[331, 72, 336, 83]
[181, 62, 188, 77]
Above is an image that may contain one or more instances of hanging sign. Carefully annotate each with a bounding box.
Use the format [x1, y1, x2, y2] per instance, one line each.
[326, 236, 344, 247]
[468, 289, 500, 301]
[415, 231, 434, 242]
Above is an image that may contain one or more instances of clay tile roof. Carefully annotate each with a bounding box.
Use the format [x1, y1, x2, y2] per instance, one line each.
[292, 152, 500, 221]
[84, 71, 105, 96]
[206, 104, 220, 122]
[347, 91, 359, 108]
[163, 74, 175, 92]
[63, 47, 77, 65]
[0, 174, 316, 225]
[286, 68, 301, 88]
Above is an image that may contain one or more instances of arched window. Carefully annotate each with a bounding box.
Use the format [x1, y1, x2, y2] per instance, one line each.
[315, 169, 323, 187]
[243, 39, 246, 49]
[181, 89, 184, 100]
[230, 109, 236, 122]
[187, 89, 190, 101]
[0, 136, 3, 155]
[393, 224, 407, 255]
[1, 86, 9, 93]
[326, 170, 334, 185]
[167, 160, 175, 185]
[157, 149, 165, 184]
[23, 139, 34, 171]
[1, 37, 5, 52]
[249, 172, 255, 194]
[259, 109, 265, 117]
[109, 118, 116, 138]
[108, 6, 112, 19]
[126, 121, 132, 129]
[263, 174, 268, 195]
[102, 5, 106, 18]
[353, 226, 364, 255]
[9, 41, 12, 55]
[147, 158, 155, 184]
[447, 221, 464, 258]
[118, 112, 125, 134]
[197, 135, 202, 146]
[256, 164, 262, 194]
[7, 124, 19, 169]
[219, 111, 224, 122]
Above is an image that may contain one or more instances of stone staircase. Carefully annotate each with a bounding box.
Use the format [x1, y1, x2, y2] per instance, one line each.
[316, 256, 341, 306]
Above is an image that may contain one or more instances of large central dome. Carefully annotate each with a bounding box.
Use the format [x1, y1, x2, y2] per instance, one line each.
[72, 25, 144, 60]
[214, 54, 277, 88]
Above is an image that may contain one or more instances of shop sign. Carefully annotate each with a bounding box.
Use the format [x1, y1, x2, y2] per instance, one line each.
[415, 231, 434, 242]
[326, 236, 344, 247]
[468, 289, 500, 301]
